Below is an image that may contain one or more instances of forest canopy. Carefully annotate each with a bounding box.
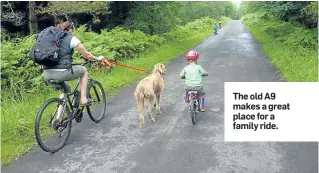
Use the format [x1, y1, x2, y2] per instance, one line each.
[239, 1, 318, 29]
[1, 1, 239, 38]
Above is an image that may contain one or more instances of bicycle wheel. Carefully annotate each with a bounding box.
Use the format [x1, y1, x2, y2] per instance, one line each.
[87, 81, 106, 123]
[35, 98, 72, 153]
[190, 100, 196, 125]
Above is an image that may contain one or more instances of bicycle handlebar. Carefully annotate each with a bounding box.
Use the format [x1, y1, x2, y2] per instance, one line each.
[180, 73, 208, 79]
[71, 59, 98, 66]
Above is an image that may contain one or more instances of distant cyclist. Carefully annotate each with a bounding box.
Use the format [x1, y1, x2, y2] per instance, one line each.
[219, 19, 222, 29]
[213, 22, 218, 35]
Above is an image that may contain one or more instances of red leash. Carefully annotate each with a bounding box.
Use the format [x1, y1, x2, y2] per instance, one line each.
[102, 59, 149, 73]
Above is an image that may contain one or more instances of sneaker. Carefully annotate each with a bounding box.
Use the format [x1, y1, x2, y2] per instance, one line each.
[200, 108, 205, 112]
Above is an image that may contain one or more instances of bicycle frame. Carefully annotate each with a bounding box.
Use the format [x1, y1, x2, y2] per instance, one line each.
[52, 60, 97, 121]
[188, 90, 200, 112]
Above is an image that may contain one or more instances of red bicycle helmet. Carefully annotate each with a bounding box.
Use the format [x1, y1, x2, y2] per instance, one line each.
[185, 50, 199, 61]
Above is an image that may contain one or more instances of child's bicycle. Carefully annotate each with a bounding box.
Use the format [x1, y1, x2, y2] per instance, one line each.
[182, 74, 207, 125]
[34, 59, 107, 153]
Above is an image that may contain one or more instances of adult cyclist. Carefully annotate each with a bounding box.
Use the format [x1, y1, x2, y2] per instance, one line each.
[43, 21, 110, 106]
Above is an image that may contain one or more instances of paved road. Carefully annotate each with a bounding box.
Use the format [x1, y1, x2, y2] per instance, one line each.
[2, 20, 318, 173]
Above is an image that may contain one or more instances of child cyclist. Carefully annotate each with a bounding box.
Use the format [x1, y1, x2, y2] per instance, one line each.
[180, 50, 208, 112]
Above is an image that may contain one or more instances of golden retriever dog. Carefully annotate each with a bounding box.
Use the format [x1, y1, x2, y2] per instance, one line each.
[134, 63, 166, 128]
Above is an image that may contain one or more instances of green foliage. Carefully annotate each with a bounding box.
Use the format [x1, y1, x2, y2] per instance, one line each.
[1, 28, 10, 40]
[239, 1, 318, 29]
[301, 2, 318, 28]
[124, 2, 237, 34]
[1, 36, 48, 100]
[241, 13, 317, 50]
[241, 13, 318, 82]
[37, 1, 109, 16]
[76, 26, 165, 61]
[224, 1, 239, 19]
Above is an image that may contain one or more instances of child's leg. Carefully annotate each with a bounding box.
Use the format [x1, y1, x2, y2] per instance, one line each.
[200, 95, 205, 111]
[184, 90, 189, 103]
[199, 88, 206, 112]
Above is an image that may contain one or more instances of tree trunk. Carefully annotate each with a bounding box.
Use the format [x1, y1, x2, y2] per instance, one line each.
[28, 1, 37, 34]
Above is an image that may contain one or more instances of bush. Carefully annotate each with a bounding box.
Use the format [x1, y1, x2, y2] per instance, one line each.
[241, 13, 318, 82]
[241, 13, 318, 50]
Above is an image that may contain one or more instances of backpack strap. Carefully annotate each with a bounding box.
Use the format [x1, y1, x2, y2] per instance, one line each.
[50, 28, 68, 46]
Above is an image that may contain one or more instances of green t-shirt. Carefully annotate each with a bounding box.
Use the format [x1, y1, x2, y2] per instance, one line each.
[180, 63, 207, 87]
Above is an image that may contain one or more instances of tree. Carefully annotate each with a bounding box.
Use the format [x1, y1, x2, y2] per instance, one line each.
[37, 1, 109, 24]
[28, 1, 37, 34]
[1, 1, 26, 26]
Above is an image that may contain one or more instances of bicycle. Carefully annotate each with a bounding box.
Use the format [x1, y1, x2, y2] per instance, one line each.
[182, 74, 207, 125]
[34, 60, 107, 153]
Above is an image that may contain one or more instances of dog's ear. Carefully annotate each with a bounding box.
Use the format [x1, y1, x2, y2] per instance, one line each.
[153, 63, 165, 74]
[152, 64, 160, 74]
[158, 64, 164, 74]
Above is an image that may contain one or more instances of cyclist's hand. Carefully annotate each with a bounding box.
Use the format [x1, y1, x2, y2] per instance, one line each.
[97, 56, 105, 61]
[99, 57, 111, 67]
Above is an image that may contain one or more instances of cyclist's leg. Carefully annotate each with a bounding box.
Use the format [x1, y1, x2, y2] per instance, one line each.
[70, 65, 91, 105]
[199, 87, 206, 112]
[184, 85, 191, 103]
[61, 65, 89, 106]
[56, 81, 71, 119]
[184, 90, 189, 103]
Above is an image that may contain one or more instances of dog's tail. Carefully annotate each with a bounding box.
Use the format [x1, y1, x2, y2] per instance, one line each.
[135, 89, 145, 114]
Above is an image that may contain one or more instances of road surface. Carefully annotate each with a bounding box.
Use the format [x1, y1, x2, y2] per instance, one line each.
[2, 20, 318, 173]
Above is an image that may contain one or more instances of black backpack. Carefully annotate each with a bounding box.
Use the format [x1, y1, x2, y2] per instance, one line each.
[29, 26, 68, 67]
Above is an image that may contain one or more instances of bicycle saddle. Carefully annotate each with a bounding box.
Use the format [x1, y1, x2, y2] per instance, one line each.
[45, 80, 63, 91]
[48, 79, 63, 84]
[188, 90, 198, 95]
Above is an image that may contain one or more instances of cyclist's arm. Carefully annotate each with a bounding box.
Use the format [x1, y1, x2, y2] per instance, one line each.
[75, 43, 101, 61]
[198, 65, 208, 76]
[180, 68, 186, 79]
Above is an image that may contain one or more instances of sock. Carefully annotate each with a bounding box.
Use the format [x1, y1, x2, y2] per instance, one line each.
[201, 97, 205, 108]
[185, 91, 189, 100]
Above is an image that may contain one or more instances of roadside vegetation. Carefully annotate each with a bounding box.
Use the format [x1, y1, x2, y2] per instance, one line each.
[240, 1, 318, 82]
[1, 1, 236, 166]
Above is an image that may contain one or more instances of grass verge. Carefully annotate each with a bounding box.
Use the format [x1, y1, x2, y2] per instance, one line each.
[241, 14, 318, 82]
[1, 17, 231, 166]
